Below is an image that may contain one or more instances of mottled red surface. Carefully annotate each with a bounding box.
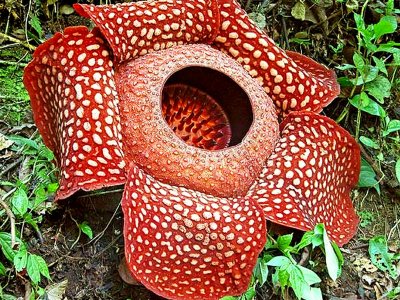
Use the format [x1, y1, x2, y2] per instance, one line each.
[116, 44, 278, 198]
[23, 0, 361, 298]
[23, 27, 125, 200]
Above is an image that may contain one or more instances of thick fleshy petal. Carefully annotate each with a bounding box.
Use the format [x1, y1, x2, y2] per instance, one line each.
[213, 0, 340, 116]
[122, 163, 266, 300]
[23, 27, 125, 200]
[116, 44, 279, 198]
[74, 0, 220, 63]
[246, 112, 360, 246]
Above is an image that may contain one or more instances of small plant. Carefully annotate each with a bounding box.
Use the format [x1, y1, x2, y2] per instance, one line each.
[0, 134, 58, 298]
[336, 0, 400, 191]
[358, 210, 374, 228]
[368, 235, 400, 280]
[223, 224, 343, 300]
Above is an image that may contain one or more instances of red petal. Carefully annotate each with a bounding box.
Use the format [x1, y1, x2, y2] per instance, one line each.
[122, 163, 266, 300]
[213, 0, 340, 116]
[246, 112, 360, 246]
[74, 0, 220, 63]
[23, 26, 125, 200]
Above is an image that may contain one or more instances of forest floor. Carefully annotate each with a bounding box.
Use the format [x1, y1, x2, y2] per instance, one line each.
[0, 0, 399, 299]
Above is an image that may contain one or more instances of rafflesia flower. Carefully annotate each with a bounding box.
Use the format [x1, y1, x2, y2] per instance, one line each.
[23, 0, 361, 299]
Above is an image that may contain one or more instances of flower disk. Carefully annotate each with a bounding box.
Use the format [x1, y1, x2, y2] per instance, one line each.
[116, 44, 279, 198]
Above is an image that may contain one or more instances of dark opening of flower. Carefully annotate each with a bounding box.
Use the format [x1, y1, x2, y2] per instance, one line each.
[23, 0, 361, 299]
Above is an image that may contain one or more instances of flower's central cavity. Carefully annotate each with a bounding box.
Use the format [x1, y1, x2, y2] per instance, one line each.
[162, 67, 253, 150]
[162, 84, 232, 150]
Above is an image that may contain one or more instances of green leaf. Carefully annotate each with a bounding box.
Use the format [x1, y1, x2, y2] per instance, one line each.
[11, 188, 29, 216]
[27, 254, 41, 284]
[383, 119, 400, 136]
[267, 256, 291, 267]
[0, 232, 18, 261]
[79, 221, 93, 239]
[304, 287, 323, 300]
[353, 13, 365, 31]
[243, 286, 256, 300]
[26, 253, 50, 284]
[395, 159, 400, 184]
[372, 56, 387, 75]
[29, 14, 43, 38]
[297, 266, 321, 285]
[373, 16, 397, 40]
[323, 229, 341, 281]
[253, 257, 269, 286]
[352, 52, 365, 71]
[349, 94, 386, 117]
[287, 265, 305, 299]
[358, 158, 380, 194]
[369, 236, 398, 279]
[0, 262, 6, 276]
[277, 234, 293, 252]
[365, 75, 391, 104]
[13, 249, 28, 272]
[220, 297, 237, 300]
[359, 136, 379, 149]
[35, 255, 50, 280]
[7, 135, 38, 150]
[47, 182, 59, 194]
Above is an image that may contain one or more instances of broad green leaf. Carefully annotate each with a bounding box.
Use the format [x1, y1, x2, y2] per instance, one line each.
[303, 287, 323, 300]
[365, 75, 391, 104]
[35, 255, 50, 279]
[311, 224, 324, 248]
[0, 232, 17, 261]
[369, 236, 398, 279]
[220, 297, 237, 300]
[395, 159, 400, 184]
[79, 221, 93, 239]
[295, 231, 313, 251]
[373, 16, 397, 40]
[372, 56, 387, 75]
[383, 119, 400, 136]
[277, 268, 289, 287]
[359, 136, 379, 149]
[349, 94, 386, 117]
[27, 254, 47, 284]
[277, 234, 293, 252]
[353, 13, 365, 31]
[323, 230, 341, 281]
[298, 266, 321, 285]
[358, 158, 380, 194]
[7, 135, 38, 150]
[14, 249, 28, 272]
[267, 256, 291, 267]
[352, 52, 364, 71]
[11, 188, 29, 216]
[287, 265, 305, 299]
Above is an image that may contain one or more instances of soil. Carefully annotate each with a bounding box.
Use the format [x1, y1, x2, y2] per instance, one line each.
[0, 0, 399, 299]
